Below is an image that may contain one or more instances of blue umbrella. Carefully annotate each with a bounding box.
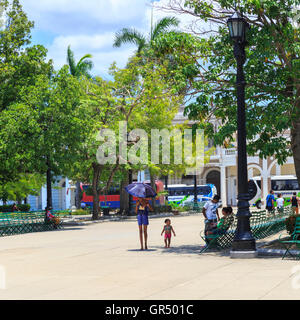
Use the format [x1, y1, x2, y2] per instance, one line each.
[125, 183, 157, 198]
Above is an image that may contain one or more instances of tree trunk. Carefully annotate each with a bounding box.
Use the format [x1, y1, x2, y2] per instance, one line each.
[92, 163, 101, 220]
[46, 165, 52, 210]
[292, 121, 300, 186]
[119, 172, 129, 215]
[290, 84, 300, 187]
[150, 172, 157, 212]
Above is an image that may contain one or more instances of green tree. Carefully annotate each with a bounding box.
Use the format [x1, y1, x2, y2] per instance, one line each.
[70, 75, 122, 219]
[73, 57, 189, 219]
[0, 0, 53, 111]
[66, 45, 94, 209]
[0, 0, 53, 189]
[0, 67, 87, 209]
[67, 45, 93, 78]
[156, 0, 300, 180]
[0, 173, 44, 204]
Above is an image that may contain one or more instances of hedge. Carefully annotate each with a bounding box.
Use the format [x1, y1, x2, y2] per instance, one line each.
[0, 204, 31, 213]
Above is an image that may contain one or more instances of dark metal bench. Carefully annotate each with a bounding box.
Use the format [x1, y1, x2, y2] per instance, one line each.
[200, 207, 293, 254]
[0, 212, 63, 237]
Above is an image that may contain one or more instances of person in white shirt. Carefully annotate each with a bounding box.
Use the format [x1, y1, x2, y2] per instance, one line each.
[202, 195, 220, 239]
[276, 193, 284, 214]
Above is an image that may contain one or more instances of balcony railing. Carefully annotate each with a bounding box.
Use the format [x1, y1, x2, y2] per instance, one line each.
[223, 148, 237, 156]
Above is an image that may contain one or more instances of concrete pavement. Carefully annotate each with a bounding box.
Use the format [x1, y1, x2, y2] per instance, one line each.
[0, 214, 298, 300]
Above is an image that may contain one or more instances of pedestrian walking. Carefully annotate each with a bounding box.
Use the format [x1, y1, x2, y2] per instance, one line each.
[161, 218, 176, 248]
[125, 182, 157, 251]
[276, 193, 284, 214]
[291, 192, 299, 215]
[135, 198, 153, 250]
[266, 190, 275, 213]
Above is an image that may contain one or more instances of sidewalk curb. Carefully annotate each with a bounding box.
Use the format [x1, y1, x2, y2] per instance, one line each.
[62, 211, 201, 226]
[257, 248, 300, 257]
[255, 236, 300, 257]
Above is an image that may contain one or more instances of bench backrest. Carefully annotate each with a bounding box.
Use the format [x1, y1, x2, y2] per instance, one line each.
[293, 216, 300, 236]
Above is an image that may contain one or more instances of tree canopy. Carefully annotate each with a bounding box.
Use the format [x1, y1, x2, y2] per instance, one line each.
[113, 16, 180, 54]
[153, 0, 299, 178]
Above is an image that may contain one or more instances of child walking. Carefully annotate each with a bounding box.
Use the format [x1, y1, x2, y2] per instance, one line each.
[161, 219, 176, 248]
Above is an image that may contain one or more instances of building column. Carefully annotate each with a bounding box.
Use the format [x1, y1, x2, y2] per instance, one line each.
[65, 178, 71, 210]
[41, 186, 47, 211]
[137, 171, 145, 182]
[248, 168, 253, 179]
[276, 164, 281, 176]
[262, 158, 269, 205]
[220, 166, 227, 206]
[70, 186, 76, 211]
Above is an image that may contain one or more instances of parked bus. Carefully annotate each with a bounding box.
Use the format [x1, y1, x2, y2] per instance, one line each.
[166, 184, 217, 207]
[81, 180, 164, 209]
[249, 175, 300, 208]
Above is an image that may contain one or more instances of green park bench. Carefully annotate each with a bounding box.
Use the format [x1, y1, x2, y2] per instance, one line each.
[250, 207, 291, 239]
[0, 212, 63, 237]
[279, 215, 300, 260]
[200, 207, 293, 254]
[199, 214, 236, 253]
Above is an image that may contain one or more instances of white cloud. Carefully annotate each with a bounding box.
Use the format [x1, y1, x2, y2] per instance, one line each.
[21, 0, 151, 34]
[23, 0, 146, 20]
[20, 0, 203, 78]
[50, 32, 116, 51]
[47, 32, 136, 77]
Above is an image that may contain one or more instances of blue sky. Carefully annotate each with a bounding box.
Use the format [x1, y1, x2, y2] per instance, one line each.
[19, 0, 193, 79]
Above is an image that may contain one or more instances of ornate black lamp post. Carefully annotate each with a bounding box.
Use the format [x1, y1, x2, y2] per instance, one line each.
[227, 11, 257, 258]
[164, 175, 169, 202]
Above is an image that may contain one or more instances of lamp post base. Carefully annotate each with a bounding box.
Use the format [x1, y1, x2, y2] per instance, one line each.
[230, 250, 257, 259]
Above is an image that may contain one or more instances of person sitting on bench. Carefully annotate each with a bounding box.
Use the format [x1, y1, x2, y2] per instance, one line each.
[205, 206, 234, 237]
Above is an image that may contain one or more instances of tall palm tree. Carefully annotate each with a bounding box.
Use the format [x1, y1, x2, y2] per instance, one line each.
[113, 16, 180, 54]
[67, 45, 94, 78]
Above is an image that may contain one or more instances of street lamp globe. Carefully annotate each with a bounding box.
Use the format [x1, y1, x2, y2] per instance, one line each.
[227, 11, 248, 42]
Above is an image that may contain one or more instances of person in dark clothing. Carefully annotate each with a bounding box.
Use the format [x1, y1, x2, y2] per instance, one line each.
[266, 190, 275, 213]
[135, 198, 153, 250]
[291, 192, 299, 214]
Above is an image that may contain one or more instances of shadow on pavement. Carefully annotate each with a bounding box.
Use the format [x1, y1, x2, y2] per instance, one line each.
[58, 227, 84, 231]
[127, 249, 158, 252]
[152, 245, 204, 255]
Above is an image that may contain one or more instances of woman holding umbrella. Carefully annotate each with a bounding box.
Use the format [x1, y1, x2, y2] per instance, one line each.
[136, 198, 153, 250]
[125, 182, 156, 250]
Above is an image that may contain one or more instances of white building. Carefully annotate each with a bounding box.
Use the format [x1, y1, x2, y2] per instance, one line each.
[171, 105, 295, 206]
[27, 177, 74, 211]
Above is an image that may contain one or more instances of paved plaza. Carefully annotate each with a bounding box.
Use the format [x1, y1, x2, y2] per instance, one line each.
[0, 214, 299, 300]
